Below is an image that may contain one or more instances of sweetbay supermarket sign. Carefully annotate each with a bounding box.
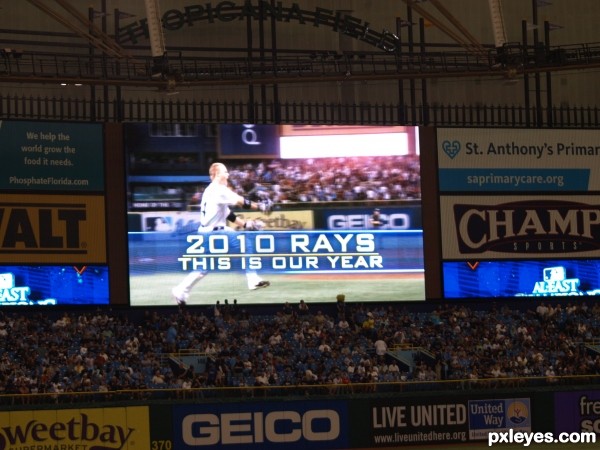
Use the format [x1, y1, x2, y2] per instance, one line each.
[0, 407, 150, 449]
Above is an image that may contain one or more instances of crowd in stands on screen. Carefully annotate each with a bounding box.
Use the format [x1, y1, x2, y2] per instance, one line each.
[298, 299, 309, 316]
[223, 156, 421, 204]
[0, 300, 599, 399]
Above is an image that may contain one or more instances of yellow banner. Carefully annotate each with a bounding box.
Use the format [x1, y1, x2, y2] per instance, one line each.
[0, 406, 150, 449]
[235, 210, 314, 230]
[0, 193, 106, 263]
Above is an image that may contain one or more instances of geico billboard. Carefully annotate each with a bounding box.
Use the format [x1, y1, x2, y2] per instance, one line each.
[0, 193, 106, 263]
[173, 401, 348, 449]
[321, 206, 422, 231]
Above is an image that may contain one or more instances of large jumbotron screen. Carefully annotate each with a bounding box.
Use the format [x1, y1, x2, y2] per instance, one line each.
[125, 124, 424, 306]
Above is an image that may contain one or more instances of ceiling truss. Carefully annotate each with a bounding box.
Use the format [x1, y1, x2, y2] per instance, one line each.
[2, 0, 600, 90]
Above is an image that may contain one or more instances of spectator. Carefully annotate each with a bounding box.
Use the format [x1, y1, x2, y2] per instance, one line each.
[336, 294, 346, 319]
[298, 299, 309, 317]
[374, 336, 388, 357]
[0, 300, 597, 400]
[362, 312, 376, 337]
[151, 370, 166, 386]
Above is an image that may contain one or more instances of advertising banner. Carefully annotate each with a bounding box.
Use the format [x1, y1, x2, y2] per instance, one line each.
[440, 195, 600, 260]
[555, 391, 600, 434]
[0, 193, 107, 264]
[437, 128, 600, 192]
[468, 398, 531, 440]
[318, 206, 422, 230]
[129, 209, 315, 234]
[0, 407, 150, 449]
[0, 120, 104, 191]
[218, 124, 280, 158]
[443, 259, 600, 298]
[350, 397, 469, 447]
[0, 265, 109, 305]
[172, 400, 348, 450]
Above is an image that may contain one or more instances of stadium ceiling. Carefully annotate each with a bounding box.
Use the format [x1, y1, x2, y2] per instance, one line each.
[2, 0, 600, 90]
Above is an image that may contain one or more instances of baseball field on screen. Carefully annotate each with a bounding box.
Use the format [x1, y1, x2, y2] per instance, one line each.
[129, 272, 425, 306]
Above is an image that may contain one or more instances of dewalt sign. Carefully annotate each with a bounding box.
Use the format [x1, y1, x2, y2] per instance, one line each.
[0, 194, 106, 264]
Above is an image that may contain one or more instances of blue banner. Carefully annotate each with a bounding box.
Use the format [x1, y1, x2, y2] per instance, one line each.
[218, 124, 280, 157]
[438, 168, 589, 192]
[176, 230, 423, 274]
[554, 391, 600, 434]
[129, 229, 425, 305]
[443, 259, 600, 299]
[172, 401, 348, 450]
[0, 265, 109, 306]
[318, 206, 422, 230]
[468, 399, 531, 441]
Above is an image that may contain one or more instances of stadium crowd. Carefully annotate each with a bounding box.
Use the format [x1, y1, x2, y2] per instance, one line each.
[223, 155, 422, 204]
[1, 298, 599, 403]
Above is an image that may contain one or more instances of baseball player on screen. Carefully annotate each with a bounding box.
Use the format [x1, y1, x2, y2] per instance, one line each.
[172, 162, 271, 305]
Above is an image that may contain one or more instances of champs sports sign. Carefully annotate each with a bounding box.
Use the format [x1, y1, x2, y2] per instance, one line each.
[440, 197, 600, 259]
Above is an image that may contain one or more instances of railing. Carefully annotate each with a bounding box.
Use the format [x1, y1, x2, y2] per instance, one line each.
[1, 374, 598, 409]
[1, 94, 600, 127]
[3, 43, 600, 85]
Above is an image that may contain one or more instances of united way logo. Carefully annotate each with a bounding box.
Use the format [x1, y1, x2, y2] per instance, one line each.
[506, 400, 529, 426]
[468, 398, 531, 440]
[442, 140, 461, 159]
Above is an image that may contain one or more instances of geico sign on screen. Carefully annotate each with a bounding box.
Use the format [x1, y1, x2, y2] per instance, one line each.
[328, 213, 410, 229]
[182, 410, 340, 445]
